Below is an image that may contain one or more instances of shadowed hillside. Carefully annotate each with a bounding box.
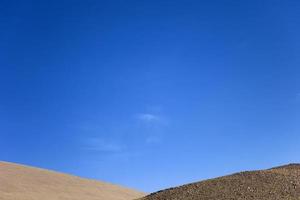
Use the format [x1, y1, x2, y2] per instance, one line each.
[0, 161, 145, 200]
[140, 164, 300, 200]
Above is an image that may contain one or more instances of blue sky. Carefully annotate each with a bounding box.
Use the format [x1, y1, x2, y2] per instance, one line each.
[1, 0, 300, 192]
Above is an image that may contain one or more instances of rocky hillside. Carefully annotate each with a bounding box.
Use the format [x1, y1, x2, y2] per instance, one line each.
[140, 164, 300, 200]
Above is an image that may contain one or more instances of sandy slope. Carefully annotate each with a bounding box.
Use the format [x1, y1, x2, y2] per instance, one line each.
[0, 161, 145, 200]
[140, 164, 300, 200]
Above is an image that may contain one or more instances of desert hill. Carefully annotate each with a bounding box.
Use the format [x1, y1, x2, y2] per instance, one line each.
[140, 163, 300, 200]
[0, 161, 145, 200]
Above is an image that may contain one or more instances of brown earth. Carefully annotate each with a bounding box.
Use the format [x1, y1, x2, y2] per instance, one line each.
[140, 164, 300, 200]
[0, 161, 145, 200]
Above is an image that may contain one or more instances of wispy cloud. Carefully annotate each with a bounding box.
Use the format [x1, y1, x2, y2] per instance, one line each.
[83, 138, 125, 153]
[137, 113, 160, 122]
[80, 110, 169, 158]
[135, 112, 169, 145]
[136, 113, 169, 126]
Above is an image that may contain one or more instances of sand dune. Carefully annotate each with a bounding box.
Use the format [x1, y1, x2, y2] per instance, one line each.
[140, 164, 300, 200]
[0, 161, 145, 200]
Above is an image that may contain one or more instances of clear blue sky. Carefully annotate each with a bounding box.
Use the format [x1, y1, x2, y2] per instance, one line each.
[1, 0, 300, 193]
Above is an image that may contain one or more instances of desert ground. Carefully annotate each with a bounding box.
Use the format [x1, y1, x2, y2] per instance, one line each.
[140, 164, 300, 200]
[2, 161, 300, 200]
[0, 161, 145, 200]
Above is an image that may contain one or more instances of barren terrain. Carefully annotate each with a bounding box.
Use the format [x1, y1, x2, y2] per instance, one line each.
[0, 161, 145, 200]
[140, 164, 300, 200]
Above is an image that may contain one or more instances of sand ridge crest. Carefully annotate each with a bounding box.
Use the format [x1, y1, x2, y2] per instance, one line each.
[0, 161, 145, 200]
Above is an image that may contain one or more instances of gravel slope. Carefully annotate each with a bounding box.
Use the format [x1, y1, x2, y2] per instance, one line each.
[140, 164, 300, 200]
